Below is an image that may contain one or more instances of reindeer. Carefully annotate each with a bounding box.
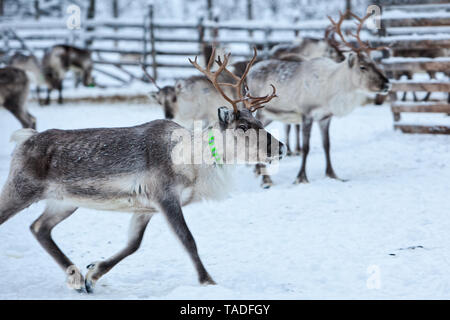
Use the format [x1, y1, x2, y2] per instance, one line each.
[0, 67, 36, 129]
[246, 11, 390, 188]
[144, 61, 239, 128]
[42, 44, 94, 105]
[144, 74, 178, 120]
[269, 27, 346, 63]
[9, 52, 47, 104]
[0, 49, 282, 293]
[268, 27, 346, 156]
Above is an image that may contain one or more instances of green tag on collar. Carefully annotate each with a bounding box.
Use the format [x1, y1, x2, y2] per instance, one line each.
[208, 129, 223, 167]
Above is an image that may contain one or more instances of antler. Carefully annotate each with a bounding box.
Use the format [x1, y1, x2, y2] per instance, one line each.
[347, 11, 389, 54]
[141, 64, 161, 90]
[324, 25, 345, 53]
[327, 10, 387, 55]
[189, 47, 277, 113]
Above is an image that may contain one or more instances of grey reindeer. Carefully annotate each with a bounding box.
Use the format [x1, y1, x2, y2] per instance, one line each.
[0, 66, 36, 129]
[246, 11, 390, 188]
[0, 49, 283, 293]
[269, 26, 346, 157]
[42, 44, 94, 105]
[9, 52, 47, 104]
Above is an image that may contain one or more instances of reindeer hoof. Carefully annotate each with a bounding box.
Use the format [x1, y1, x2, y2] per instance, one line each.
[286, 150, 293, 157]
[85, 279, 95, 294]
[200, 274, 217, 286]
[66, 265, 86, 292]
[261, 182, 272, 189]
[85, 262, 102, 294]
[326, 173, 348, 182]
[294, 176, 309, 184]
[261, 178, 273, 189]
[294, 150, 302, 156]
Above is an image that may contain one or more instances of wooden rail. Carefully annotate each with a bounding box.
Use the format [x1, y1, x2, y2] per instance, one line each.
[380, 0, 450, 135]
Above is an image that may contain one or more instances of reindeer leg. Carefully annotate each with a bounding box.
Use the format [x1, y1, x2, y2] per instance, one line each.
[0, 176, 42, 225]
[159, 194, 215, 285]
[423, 71, 435, 102]
[285, 124, 292, 156]
[45, 88, 51, 105]
[36, 86, 43, 106]
[85, 213, 152, 293]
[319, 116, 346, 181]
[294, 124, 302, 155]
[29, 201, 83, 292]
[57, 81, 63, 105]
[256, 163, 274, 189]
[294, 116, 313, 184]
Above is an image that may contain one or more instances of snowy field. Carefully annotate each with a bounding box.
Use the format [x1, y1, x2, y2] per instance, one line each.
[0, 101, 449, 299]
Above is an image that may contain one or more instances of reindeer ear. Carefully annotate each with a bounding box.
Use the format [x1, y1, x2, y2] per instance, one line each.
[218, 107, 235, 125]
[347, 52, 356, 68]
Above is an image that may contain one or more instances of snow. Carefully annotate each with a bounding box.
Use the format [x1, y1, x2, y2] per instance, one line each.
[0, 101, 449, 299]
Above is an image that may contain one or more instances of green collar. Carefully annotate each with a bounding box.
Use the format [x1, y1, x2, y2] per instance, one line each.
[208, 129, 223, 167]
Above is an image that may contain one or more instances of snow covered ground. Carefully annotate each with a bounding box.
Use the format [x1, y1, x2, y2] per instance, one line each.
[0, 101, 449, 299]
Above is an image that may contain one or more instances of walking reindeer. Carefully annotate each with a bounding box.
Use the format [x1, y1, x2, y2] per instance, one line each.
[0, 66, 36, 129]
[42, 44, 94, 105]
[0, 49, 283, 293]
[246, 11, 390, 188]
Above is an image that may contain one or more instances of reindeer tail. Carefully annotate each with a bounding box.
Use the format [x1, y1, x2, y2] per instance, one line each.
[10, 128, 37, 145]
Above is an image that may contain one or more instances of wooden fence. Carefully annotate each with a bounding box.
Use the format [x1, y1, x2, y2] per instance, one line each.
[0, 4, 365, 84]
[1, 1, 449, 135]
[377, 0, 450, 134]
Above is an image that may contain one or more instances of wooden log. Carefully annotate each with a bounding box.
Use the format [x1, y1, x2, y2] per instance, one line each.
[375, 38, 450, 49]
[383, 17, 450, 28]
[382, 59, 450, 72]
[381, 0, 450, 6]
[391, 102, 450, 113]
[391, 81, 450, 92]
[394, 124, 450, 134]
[92, 60, 194, 68]
[386, 3, 450, 13]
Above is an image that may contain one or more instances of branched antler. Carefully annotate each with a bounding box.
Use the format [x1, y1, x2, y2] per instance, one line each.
[141, 64, 161, 90]
[189, 47, 277, 113]
[327, 10, 388, 55]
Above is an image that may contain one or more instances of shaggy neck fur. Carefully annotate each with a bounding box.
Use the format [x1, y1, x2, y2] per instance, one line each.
[186, 122, 235, 202]
[325, 60, 366, 117]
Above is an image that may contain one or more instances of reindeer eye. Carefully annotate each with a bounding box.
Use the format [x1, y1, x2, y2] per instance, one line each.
[360, 66, 367, 71]
[238, 124, 248, 132]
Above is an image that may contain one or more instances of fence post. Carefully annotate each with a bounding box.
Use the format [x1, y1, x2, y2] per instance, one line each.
[149, 4, 157, 81]
[345, 0, 351, 19]
[293, 14, 300, 37]
[247, 0, 253, 51]
[197, 16, 205, 64]
[113, 0, 119, 47]
[34, 0, 40, 20]
[85, 0, 96, 47]
[212, 12, 219, 48]
[263, 26, 272, 59]
[142, 9, 148, 66]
